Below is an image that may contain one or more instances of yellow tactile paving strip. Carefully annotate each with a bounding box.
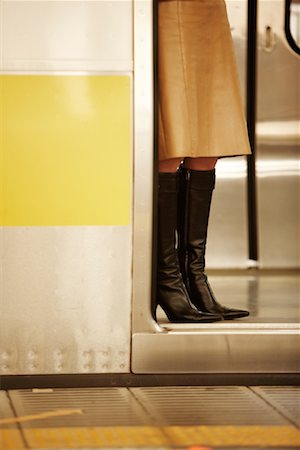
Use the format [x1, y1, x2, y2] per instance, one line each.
[1, 425, 300, 449]
[0, 429, 25, 449]
[165, 426, 300, 447]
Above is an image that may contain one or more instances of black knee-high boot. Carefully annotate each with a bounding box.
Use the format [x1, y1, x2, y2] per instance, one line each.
[157, 172, 222, 323]
[179, 168, 249, 320]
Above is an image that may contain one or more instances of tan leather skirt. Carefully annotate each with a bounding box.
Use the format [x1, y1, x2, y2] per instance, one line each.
[158, 0, 251, 160]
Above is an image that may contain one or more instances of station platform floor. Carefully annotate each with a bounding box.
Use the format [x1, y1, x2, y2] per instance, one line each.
[1, 386, 299, 450]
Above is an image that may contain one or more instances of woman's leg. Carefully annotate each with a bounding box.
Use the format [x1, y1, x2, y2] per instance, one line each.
[184, 157, 218, 171]
[179, 157, 249, 319]
[156, 157, 222, 323]
[159, 157, 183, 173]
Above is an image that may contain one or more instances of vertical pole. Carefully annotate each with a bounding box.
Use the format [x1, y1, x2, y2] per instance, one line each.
[246, 0, 259, 263]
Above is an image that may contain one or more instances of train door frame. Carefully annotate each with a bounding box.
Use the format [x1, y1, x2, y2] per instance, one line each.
[131, 0, 300, 374]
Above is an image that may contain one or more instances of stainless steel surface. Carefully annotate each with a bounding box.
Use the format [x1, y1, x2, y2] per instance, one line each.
[0, 227, 132, 374]
[209, 0, 300, 269]
[132, 272, 300, 373]
[207, 158, 249, 269]
[132, 0, 162, 334]
[132, 330, 299, 373]
[207, 0, 249, 269]
[256, 0, 300, 268]
[290, 1, 300, 47]
[194, 273, 299, 323]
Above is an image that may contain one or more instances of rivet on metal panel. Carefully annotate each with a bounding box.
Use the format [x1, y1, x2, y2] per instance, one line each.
[1, 351, 11, 360]
[28, 350, 38, 359]
[53, 350, 64, 372]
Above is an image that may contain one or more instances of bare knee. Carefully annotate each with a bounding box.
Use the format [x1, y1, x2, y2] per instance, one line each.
[159, 158, 184, 173]
[184, 157, 218, 171]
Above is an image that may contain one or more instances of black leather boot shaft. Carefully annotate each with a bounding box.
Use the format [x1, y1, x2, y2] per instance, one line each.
[180, 168, 249, 320]
[157, 172, 222, 323]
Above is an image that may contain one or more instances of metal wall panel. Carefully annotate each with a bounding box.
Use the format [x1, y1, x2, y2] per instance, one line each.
[206, 0, 249, 269]
[132, 0, 160, 333]
[256, 0, 300, 268]
[0, 0, 133, 374]
[0, 227, 132, 374]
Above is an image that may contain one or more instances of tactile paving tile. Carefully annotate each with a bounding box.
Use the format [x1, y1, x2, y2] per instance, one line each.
[251, 387, 300, 426]
[0, 429, 25, 450]
[130, 386, 291, 425]
[22, 426, 169, 448]
[163, 425, 300, 447]
[8, 388, 150, 428]
[21, 425, 300, 448]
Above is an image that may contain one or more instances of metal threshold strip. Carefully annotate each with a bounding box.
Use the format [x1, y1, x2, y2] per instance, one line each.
[160, 322, 300, 333]
[132, 324, 300, 373]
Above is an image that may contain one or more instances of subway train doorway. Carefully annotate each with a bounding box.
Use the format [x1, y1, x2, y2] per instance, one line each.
[131, 0, 300, 373]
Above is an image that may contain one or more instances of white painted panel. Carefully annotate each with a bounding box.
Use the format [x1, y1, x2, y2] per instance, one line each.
[1, 0, 132, 71]
[0, 226, 132, 374]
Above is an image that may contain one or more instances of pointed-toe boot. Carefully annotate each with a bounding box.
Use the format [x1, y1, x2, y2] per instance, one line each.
[157, 172, 222, 323]
[179, 168, 249, 320]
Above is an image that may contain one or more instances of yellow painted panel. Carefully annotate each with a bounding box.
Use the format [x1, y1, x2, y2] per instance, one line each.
[0, 75, 131, 226]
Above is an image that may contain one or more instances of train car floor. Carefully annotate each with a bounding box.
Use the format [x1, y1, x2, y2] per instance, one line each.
[0, 386, 299, 450]
[157, 271, 299, 324]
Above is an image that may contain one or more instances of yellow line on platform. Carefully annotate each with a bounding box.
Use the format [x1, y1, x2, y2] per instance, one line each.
[1, 425, 300, 449]
[0, 409, 83, 425]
